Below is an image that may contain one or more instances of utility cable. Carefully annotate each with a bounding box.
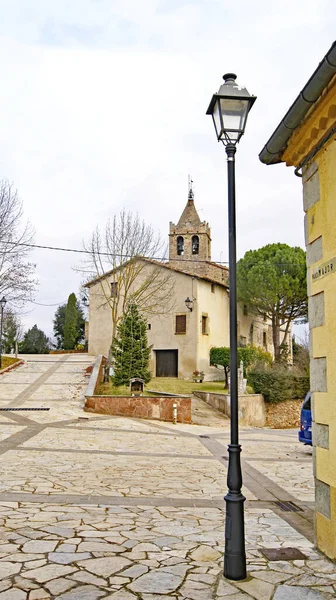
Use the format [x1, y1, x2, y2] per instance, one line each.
[0, 239, 306, 269]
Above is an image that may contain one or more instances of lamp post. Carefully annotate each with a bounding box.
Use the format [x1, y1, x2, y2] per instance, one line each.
[0, 296, 7, 369]
[206, 74, 256, 581]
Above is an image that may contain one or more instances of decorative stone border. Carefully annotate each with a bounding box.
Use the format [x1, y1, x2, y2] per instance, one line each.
[50, 350, 88, 354]
[84, 356, 192, 423]
[0, 359, 24, 376]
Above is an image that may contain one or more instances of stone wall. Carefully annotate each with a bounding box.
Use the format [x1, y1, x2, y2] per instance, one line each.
[84, 395, 192, 423]
[194, 391, 265, 427]
[84, 355, 191, 423]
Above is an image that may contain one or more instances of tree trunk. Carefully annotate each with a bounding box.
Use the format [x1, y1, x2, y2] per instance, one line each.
[272, 314, 281, 362]
[104, 320, 117, 382]
[224, 366, 229, 389]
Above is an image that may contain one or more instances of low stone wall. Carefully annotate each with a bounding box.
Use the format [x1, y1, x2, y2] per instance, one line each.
[0, 359, 24, 375]
[85, 355, 106, 397]
[194, 391, 266, 427]
[84, 355, 191, 423]
[50, 350, 88, 354]
[84, 395, 191, 423]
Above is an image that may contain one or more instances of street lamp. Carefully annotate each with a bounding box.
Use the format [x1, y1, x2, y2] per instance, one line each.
[184, 297, 193, 312]
[0, 296, 7, 369]
[207, 74, 256, 581]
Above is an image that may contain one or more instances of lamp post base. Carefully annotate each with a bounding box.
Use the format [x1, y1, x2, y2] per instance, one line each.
[224, 444, 246, 581]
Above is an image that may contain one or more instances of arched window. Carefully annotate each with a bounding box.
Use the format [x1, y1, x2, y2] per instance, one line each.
[177, 236, 184, 256]
[192, 235, 199, 255]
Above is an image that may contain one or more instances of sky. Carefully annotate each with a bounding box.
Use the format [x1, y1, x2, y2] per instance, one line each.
[0, 0, 335, 340]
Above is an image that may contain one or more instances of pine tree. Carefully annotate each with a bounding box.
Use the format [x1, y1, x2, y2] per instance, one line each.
[20, 325, 50, 354]
[112, 303, 152, 386]
[63, 293, 78, 350]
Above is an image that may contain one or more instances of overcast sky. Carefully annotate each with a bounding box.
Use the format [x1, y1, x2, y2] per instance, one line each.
[0, 0, 335, 339]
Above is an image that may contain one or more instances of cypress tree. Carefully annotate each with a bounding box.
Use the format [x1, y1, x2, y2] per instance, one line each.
[53, 300, 85, 349]
[63, 293, 78, 350]
[112, 303, 152, 386]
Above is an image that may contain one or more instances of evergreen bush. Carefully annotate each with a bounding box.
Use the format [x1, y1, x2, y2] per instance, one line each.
[112, 303, 152, 386]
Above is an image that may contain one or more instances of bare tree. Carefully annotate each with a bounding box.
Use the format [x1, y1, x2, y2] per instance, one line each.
[80, 210, 175, 375]
[0, 181, 37, 307]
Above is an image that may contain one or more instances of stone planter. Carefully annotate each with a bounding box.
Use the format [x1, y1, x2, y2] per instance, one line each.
[84, 356, 192, 423]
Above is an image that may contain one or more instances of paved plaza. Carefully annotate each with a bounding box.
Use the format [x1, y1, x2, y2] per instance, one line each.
[0, 354, 333, 599]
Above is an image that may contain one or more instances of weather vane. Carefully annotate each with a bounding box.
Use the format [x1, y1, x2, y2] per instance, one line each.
[188, 174, 194, 199]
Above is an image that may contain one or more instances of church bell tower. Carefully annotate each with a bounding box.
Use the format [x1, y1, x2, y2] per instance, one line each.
[169, 177, 212, 267]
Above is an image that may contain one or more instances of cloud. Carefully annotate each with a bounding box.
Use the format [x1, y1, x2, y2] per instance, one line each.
[0, 0, 334, 335]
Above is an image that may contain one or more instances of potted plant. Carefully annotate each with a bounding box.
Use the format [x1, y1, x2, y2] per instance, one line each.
[193, 370, 200, 382]
[193, 370, 205, 383]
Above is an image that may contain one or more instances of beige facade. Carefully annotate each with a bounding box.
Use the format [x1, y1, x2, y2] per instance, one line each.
[86, 187, 281, 379]
[259, 43, 336, 558]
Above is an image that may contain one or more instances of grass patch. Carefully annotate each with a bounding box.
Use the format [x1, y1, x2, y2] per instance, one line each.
[1, 356, 21, 370]
[96, 377, 228, 396]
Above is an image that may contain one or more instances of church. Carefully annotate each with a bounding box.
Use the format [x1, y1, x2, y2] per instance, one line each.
[86, 183, 278, 380]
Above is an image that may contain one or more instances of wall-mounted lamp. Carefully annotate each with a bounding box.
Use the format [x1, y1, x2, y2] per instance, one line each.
[185, 297, 193, 312]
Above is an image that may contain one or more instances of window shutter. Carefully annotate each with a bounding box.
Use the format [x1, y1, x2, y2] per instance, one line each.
[176, 315, 186, 334]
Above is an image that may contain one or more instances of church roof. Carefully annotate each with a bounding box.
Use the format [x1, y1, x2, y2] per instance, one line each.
[85, 257, 229, 289]
[176, 189, 202, 228]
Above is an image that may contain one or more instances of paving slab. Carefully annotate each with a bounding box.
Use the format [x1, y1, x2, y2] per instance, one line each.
[0, 354, 331, 598]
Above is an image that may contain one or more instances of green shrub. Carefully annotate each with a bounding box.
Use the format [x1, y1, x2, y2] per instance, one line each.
[291, 375, 310, 399]
[210, 344, 272, 388]
[248, 367, 309, 403]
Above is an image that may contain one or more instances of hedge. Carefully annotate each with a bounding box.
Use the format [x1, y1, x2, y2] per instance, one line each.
[248, 369, 310, 403]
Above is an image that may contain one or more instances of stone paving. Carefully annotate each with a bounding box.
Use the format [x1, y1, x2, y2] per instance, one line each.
[0, 354, 333, 599]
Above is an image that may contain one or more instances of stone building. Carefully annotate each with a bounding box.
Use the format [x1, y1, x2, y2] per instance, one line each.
[259, 42, 336, 559]
[86, 183, 282, 379]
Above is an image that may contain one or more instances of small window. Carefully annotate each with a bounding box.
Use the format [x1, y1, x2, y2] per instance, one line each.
[243, 304, 248, 316]
[240, 336, 247, 347]
[148, 324, 151, 330]
[202, 315, 208, 335]
[192, 235, 199, 255]
[263, 331, 267, 347]
[211, 283, 215, 293]
[175, 314, 186, 334]
[177, 236, 184, 256]
[111, 282, 118, 297]
[249, 324, 254, 344]
[263, 313, 267, 322]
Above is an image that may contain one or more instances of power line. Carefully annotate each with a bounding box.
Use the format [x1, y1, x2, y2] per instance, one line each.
[2, 240, 226, 263]
[0, 239, 306, 268]
[30, 300, 66, 307]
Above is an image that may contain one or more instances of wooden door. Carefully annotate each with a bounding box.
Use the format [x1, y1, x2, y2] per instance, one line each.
[155, 350, 178, 377]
